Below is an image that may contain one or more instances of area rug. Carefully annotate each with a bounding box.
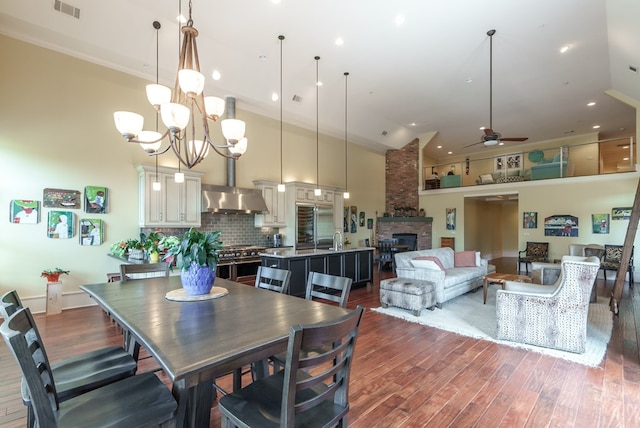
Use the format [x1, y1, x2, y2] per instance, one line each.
[371, 287, 613, 367]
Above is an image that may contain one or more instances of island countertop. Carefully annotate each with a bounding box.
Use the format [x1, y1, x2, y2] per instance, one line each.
[259, 247, 374, 259]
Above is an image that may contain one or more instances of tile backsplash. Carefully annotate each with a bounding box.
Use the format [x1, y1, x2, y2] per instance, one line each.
[141, 213, 278, 247]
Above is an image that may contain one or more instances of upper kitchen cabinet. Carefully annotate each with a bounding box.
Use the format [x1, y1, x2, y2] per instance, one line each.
[137, 165, 203, 227]
[253, 180, 286, 227]
[292, 183, 334, 204]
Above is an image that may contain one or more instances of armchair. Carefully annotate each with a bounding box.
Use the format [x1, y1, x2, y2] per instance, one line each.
[601, 244, 634, 286]
[518, 241, 549, 274]
[496, 256, 600, 353]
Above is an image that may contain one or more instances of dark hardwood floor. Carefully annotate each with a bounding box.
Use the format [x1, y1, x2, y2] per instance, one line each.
[1, 257, 639, 427]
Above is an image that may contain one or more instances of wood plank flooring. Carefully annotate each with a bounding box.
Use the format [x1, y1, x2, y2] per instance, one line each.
[1, 257, 639, 427]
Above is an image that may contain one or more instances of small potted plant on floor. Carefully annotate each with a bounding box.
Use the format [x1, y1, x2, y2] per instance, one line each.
[41, 268, 70, 283]
[163, 228, 224, 295]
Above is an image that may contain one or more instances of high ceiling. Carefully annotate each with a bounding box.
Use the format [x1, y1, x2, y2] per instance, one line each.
[1, 0, 638, 158]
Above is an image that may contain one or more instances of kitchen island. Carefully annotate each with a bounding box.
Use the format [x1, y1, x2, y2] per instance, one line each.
[259, 247, 374, 297]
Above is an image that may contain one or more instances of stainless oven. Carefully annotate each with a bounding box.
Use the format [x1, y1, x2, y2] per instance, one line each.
[216, 246, 265, 285]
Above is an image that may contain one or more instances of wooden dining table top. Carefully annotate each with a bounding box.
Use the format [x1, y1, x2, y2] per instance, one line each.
[80, 276, 351, 427]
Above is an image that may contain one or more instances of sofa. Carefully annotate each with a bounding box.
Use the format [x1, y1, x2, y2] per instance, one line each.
[394, 247, 489, 308]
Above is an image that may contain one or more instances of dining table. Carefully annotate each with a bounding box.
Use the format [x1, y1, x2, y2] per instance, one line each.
[80, 276, 351, 428]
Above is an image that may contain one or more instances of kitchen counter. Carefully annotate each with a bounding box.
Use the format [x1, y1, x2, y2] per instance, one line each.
[258, 246, 374, 258]
[260, 247, 374, 297]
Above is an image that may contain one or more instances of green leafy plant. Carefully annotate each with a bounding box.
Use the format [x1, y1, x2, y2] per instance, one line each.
[163, 228, 224, 271]
[140, 231, 163, 253]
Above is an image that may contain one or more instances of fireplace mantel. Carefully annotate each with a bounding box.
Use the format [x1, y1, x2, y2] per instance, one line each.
[377, 217, 432, 250]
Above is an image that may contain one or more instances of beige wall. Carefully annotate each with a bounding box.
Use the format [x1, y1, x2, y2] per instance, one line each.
[421, 173, 640, 264]
[0, 35, 385, 308]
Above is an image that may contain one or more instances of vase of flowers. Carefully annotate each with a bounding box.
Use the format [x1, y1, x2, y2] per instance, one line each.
[163, 228, 223, 295]
[41, 268, 70, 283]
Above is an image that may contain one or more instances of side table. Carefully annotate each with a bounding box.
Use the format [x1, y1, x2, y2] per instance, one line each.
[482, 273, 532, 304]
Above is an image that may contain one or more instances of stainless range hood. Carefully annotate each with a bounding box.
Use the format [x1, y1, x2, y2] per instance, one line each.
[201, 184, 268, 214]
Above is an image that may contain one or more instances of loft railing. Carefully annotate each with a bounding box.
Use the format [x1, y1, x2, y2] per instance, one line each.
[423, 137, 635, 190]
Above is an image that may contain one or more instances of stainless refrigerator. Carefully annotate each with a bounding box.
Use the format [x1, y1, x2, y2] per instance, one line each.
[295, 204, 334, 249]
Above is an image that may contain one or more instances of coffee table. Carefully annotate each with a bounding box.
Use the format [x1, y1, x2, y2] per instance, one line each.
[483, 272, 532, 304]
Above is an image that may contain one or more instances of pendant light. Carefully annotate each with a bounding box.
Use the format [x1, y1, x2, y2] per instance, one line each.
[277, 35, 286, 193]
[314, 56, 321, 197]
[343, 72, 350, 199]
[151, 21, 162, 191]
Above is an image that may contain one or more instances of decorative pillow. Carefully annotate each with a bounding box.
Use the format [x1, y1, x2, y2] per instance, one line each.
[454, 251, 477, 267]
[475, 251, 481, 266]
[478, 173, 494, 184]
[411, 256, 445, 271]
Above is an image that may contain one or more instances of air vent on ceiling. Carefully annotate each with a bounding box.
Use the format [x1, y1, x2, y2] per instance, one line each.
[54, 0, 80, 19]
[292, 95, 301, 102]
[381, 130, 388, 136]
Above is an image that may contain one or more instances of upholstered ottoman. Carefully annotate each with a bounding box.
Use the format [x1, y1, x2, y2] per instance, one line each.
[380, 278, 436, 316]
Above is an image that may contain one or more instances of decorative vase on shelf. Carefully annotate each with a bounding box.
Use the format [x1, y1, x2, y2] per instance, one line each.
[128, 248, 145, 260]
[149, 250, 160, 263]
[180, 262, 216, 296]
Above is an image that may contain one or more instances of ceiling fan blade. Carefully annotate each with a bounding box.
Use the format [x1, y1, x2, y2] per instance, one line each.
[500, 137, 529, 142]
[463, 141, 485, 148]
[483, 128, 495, 136]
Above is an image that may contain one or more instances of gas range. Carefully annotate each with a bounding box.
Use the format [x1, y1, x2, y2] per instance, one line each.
[218, 245, 267, 264]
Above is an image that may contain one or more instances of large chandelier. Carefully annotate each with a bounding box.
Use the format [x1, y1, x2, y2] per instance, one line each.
[113, 0, 247, 168]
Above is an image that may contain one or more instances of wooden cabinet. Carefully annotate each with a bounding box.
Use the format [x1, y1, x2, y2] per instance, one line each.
[137, 165, 203, 228]
[253, 180, 286, 227]
[293, 184, 334, 204]
[441, 237, 455, 250]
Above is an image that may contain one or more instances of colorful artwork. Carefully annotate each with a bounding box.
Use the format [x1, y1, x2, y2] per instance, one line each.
[359, 211, 365, 227]
[523, 212, 537, 229]
[47, 211, 74, 239]
[544, 214, 578, 237]
[350, 206, 357, 233]
[446, 208, 456, 231]
[80, 218, 103, 245]
[344, 207, 349, 233]
[85, 186, 108, 214]
[367, 218, 373, 230]
[10, 200, 40, 224]
[592, 214, 609, 234]
[611, 207, 632, 220]
[43, 188, 81, 209]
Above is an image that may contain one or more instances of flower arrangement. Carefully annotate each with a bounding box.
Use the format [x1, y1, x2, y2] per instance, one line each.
[109, 238, 144, 258]
[41, 268, 70, 283]
[163, 228, 223, 271]
[140, 231, 163, 253]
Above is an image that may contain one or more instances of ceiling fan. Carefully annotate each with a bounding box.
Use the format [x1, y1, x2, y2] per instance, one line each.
[465, 29, 528, 148]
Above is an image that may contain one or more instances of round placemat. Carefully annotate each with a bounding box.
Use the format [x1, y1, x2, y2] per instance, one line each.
[165, 286, 229, 302]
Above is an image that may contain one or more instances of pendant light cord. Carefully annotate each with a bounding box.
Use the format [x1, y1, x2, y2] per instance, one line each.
[279, 36, 284, 186]
[315, 56, 320, 189]
[344, 72, 349, 193]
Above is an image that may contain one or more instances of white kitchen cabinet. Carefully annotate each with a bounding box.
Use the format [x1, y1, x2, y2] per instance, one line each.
[137, 165, 203, 227]
[253, 180, 286, 227]
[293, 184, 335, 204]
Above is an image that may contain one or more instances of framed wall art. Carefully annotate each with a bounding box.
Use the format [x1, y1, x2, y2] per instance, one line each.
[10, 199, 40, 224]
[446, 208, 456, 231]
[43, 188, 81, 209]
[611, 207, 631, 220]
[84, 186, 108, 214]
[47, 211, 74, 239]
[544, 214, 578, 237]
[80, 218, 104, 245]
[591, 214, 609, 234]
[350, 206, 357, 233]
[523, 212, 537, 229]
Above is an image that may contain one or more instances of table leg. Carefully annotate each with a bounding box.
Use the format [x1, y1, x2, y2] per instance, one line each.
[483, 278, 489, 304]
[172, 379, 213, 428]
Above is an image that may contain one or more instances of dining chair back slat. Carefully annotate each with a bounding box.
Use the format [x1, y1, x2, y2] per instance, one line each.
[305, 271, 352, 308]
[255, 266, 292, 294]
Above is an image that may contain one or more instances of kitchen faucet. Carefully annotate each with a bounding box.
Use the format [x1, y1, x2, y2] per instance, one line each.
[333, 230, 343, 250]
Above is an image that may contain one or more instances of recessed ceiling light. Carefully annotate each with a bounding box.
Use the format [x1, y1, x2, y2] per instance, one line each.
[271, 0, 281, 4]
[177, 14, 187, 24]
[212, 70, 221, 80]
[335, 37, 344, 46]
[447, 151, 452, 155]
[272, 92, 279, 102]
[395, 15, 405, 25]
[410, 122, 416, 127]
[587, 101, 596, 107]
[622, 145, 630, 149]
[479, 126, 486, 130]
[437, 145, 442, 149]
[498, 142, 504, 146]
[623, 157, 630, 161]
[593, 125, 600, 129]
[560, 46, 570, 54]
[316, 81, 323, 87]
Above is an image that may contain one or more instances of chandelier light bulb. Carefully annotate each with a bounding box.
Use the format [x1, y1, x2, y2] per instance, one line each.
[187, 139, 209, 159]
[160, 103, 190, 130]
[228, 137, 248, 155]
[145, 84, 171, 109]
[113, 111, 144, 139]
[204, 96, 225, 119]
[138, 131, 163, 153]
[178, 69, 205, 97]
[221, 119, 246, 142]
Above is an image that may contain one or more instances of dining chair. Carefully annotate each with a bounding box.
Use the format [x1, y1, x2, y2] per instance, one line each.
[1, 307, 176, 428]
[219, 305, 365, 428]
[119, 262, 169, 359]
[306, 271, 353, 309]
[0, 290, 138, 428]
[255, 265, 292, 294]
[378, 238, 398, 271]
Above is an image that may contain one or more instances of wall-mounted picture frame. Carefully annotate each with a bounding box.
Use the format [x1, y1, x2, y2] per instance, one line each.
[523, 212, 537, 229]
[10, 199, 40, 224]
[494, 153, 522, 173]
[350, 206, 357, 233]
[446, 208, 456, 231]
[591, 214, 609, 234]
[84, 186, 108, 214]
[359, 211, 365, 227]
[611, 207, 632, 220]
[544, 214, 578, 237]
[343, 207, 349, 233]
[47, 210, 74, 239]
[43, 188, 81, 209]
[80, 218, 104, 245]
[367, 218, 373, 229]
